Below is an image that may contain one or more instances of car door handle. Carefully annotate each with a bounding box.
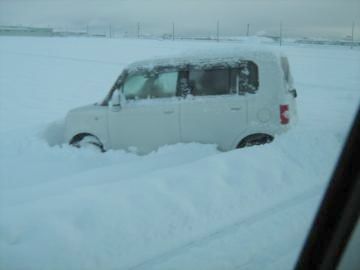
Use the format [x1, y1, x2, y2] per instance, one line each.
[230, 107, 241, 111]
[163, 110, 175, 114]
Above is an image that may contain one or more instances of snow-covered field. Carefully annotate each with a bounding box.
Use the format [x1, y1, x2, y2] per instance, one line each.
[0, 37, 359, 270]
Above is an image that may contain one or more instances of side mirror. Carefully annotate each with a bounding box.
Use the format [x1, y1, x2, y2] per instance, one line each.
[109, 89, 122, 111]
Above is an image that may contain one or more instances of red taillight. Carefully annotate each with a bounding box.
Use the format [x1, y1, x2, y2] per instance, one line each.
[280, 104, 289, 124]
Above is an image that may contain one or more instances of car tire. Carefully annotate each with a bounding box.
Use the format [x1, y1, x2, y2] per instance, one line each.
[237, 133, 274, 148]
[71, 135, 105, 152]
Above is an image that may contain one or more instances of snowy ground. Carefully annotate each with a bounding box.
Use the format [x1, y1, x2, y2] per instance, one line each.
[0, 37, 359, 270]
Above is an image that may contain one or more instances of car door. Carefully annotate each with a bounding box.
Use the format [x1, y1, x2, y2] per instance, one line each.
[108, 71, 181, 154]
[180, 67, 248, 151]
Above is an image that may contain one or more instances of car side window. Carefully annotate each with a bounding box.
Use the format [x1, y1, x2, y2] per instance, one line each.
[189, 69, 230, 96]
[123, 74, 148, 100]
[151, 72, 178, 98]
[186, 62, 259, 97]
[231, 62, 259, 94]
[123, 72, 178, 100]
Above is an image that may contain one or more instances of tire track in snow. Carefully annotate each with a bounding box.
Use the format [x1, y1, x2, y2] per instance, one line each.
[126, 183, 325, 270]
[234, 194, 318, 270]
[1, 145, 219, 207]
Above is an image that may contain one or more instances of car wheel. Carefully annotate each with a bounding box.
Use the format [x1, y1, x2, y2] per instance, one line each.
[71, 135, 105, 152]
[237, 134, 274, 148]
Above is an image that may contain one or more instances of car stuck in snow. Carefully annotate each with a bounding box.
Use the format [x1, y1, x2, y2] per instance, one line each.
[64, 49, 298, 153]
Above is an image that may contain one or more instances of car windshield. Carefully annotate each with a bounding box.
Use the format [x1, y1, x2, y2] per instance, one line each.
[0, 0, 359, 270]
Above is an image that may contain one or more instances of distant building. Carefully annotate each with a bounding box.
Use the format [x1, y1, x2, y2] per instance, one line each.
[54, 30, 88, 37]
[0, 25, 54, 36]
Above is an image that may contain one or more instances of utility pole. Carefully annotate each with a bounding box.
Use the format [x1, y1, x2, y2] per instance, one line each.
[216, 20, 220, 42]
[137, 22, 140, 38]
[172, 22, 175, 40]
[351, 21, 355, 49]
[109, 24, 112, 38]
[279, 21, 283, 47]
[86, 24, 89, 36]
[246, 23, 250, 36]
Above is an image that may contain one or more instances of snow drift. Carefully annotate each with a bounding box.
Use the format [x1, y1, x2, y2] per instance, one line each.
[0, 37, 359, 270]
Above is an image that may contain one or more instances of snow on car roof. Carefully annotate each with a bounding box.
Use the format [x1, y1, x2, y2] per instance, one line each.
[126, 46, 283, 73]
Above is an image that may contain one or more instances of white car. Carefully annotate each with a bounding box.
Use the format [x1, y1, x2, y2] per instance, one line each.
[64, 49, 297, 153]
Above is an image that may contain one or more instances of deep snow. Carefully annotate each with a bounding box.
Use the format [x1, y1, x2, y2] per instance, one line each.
[0, 37, 359, 270]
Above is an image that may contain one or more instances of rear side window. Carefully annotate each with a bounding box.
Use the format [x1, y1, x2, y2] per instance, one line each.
[233, 62, 259, 94]
[187, 61, 259, 96]
[281, 57, 290, 83]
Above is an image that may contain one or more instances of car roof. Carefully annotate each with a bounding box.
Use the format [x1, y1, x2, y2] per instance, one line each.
[125, 47, 282, 73]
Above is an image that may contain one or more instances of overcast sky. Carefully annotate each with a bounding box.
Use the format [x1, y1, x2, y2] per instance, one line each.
[0, 0, 359, 38]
